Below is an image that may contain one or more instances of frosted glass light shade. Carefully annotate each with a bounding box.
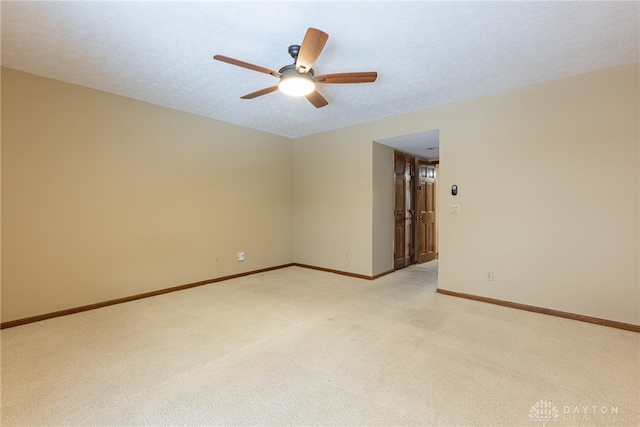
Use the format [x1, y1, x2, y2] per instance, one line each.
[278, 70, 315, 97]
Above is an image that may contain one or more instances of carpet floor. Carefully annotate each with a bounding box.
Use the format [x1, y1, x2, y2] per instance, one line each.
[1, 261, 638, 426]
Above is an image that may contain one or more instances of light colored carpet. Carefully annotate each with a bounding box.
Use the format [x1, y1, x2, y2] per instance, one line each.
[1, 262, 639, 426]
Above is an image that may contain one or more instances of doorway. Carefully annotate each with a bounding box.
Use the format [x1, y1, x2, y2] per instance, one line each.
[375, 129, 440, 273]
[393, 150, 438, 270]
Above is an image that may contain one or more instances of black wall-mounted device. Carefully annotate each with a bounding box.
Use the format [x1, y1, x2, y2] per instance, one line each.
[451, 185, 458, 196]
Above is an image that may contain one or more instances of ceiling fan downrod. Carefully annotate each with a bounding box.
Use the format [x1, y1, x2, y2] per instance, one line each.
[288, 44, 301, 60]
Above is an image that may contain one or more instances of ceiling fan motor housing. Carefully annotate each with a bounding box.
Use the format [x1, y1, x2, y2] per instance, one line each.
[278, 63, 315, 78]
[288, 44, 301, 60]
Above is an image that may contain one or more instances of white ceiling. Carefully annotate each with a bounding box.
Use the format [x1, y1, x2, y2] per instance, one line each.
[2, 1, 638, 157]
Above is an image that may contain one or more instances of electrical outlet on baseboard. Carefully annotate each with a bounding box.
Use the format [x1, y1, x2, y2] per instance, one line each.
[237, 252, 245, 262]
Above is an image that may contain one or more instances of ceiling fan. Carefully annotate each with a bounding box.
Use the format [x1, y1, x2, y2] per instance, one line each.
[213, 27, 377, 108]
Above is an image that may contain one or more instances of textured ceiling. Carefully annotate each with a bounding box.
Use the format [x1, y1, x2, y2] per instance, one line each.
[2, 1, 639, 145]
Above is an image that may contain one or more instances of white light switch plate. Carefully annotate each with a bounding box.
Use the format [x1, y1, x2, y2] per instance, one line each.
[450, 205, 461, 215]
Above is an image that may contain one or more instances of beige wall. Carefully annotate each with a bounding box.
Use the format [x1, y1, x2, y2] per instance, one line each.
[435, 63, 638, 325]
[372, 142, 394, 276]
[3, 63, 639, 326]
[294, 63, 639, 325]
[1, 68, 293, 322]
[292, 127, 373, 276]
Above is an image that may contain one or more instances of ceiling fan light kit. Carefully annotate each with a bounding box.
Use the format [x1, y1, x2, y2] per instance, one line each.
[214, 27, 377, 108]
[278, 66, 315, 97]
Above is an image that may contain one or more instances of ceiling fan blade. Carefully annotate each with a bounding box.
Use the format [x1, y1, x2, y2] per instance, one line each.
[241, 85, 279, 99]
[315, 72, 378, 84]
[296, 28, 329, 73]
[305, 90, 329, 108]
[213, 55, 281, 77]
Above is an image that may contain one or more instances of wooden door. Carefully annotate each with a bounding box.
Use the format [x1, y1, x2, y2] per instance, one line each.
[416, 160, 437, 263]
[394, 152, 415, 269]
